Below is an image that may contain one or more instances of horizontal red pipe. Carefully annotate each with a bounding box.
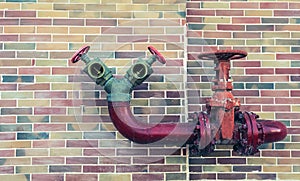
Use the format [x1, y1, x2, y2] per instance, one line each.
[108, 101, 197, 145]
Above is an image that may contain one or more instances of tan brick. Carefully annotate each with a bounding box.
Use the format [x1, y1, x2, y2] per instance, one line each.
[263, 32, 290, 38]
[18, 100, 50, 107]
[22, 3, 52, 10]
[53, 35, 84, 42]
[149, 4, 179, 11]
[37, 27, 68, 34]
[16, 166, 48, 173]
[99, 174, 131, 181]
[245, 10, 273, 16]
[52, 83, 76, 90]
[101, 12, 132, 18]
[247, 53, 275, 60]
[118, 19, 148, 26]
[263, 166, 292, 172]
[278, 174, 300, 180]
[248, 158, 276, 165]
[4, 26, 35, 34]
[39, 0, 68, 2]
[102, 0, 131, 3]
[0, 141, 31, 148]
[0, 175, 29, 181]
[202, 2, 230, 9]
[164, 12, 186, 19]
[101, 44, 132, 51]
[50, 132, 82, 139]
[70, 0, 99, 2]
[38, 11, 68, 18]
[50, 148, 82, 156]
[69, 11, 100, 18]
[0, 3, 20, 10]
[37, 43, 68, 51]
[134, 12, 162, 18]
[262, 61, 289, 68]
[204, 17, 231, 24]
[0, 158, 31, 165]
[117, 4, 147, 11]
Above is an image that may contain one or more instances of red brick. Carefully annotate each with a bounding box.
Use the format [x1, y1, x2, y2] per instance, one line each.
[132, 174, 164, 181]
[218, 158, 246, 164]
[217, 24, 245, 31]
[0, 133, 16, 141]
[187, 9, 215, 16]
[232, 90, 259, 96]
[117, 35, 148, 42]
[34, 124, 66, 131]
[5, 11, 36, 17]
[35, 91, 67, 99]
[276, 98, 300, 104]
[117, 148, 148, 156]
[0, 19, 19, 25]
[19, 68, 50, 75]
[232, 17, 261, 24]
[0, 116, 16, 123]
[100, 157, 131, 164]
[52, 67, 81, 75]
[84, 148, 116, 156]
[230, 2, 259, 9]
[277, 53, 300, 60]
[150, 35, 181, 42]
[18, 83, 50, 91]
[277, 113, 300, 120]
[203, 31, 231, 38]
[218, 173, 246, 180]
[0, 100, 16, 107]
[260, 75, 289, 82]
[276, 25, 300, 31]
[66, 157, 98, 164]
[186, 17, 203, 23]
[66, 174, 98, 181]
[67, 140, 98, 148]
[274, 10, 300, 16]
[276, 68, 300, 74]
[292, 151, 300, 157]
[149, 19, 181, 26]
[53, 19, 84, 26]
[20, 35, 51, 42]
[246, 68, 274, 74]
[260, 2, 288, 9]
[86, 19, 117, 26]
[233, 61, 261, 67]
[289, 3, 300, 9]
[0, 35, 18, 41]
[0, 51, 15, 58]
[262, 150, 290, 157]
[32, 140, 65, 148]
[34, 107, 66, 115]
[133, 157, 165, 164]
[262, 105, 290, 112]
[117, 165, 148, 173]
[32, 157, 65, 165]
[216, 10, 243, 16]
[83, 166, 114, 173]
[261, 90, 289, 97]
[149, 165, 180, 172]
[246, 98, 274, 104]
[0, 166, 14, 174]
[21, 19, 52, 25]
[32, 174, 64, 181]
[288, 127, 300, 134]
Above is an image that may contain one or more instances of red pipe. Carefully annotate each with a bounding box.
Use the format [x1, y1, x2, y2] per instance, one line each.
[108, 101, 197, 145]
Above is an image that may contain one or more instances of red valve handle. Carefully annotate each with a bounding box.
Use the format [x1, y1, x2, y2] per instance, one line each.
[147, 46, 166, 64]
[70, 45, 90, 63]
[198, 50, 247, 61]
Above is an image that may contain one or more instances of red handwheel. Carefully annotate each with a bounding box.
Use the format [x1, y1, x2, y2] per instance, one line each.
[147, 46, 166, 64]
[198, 49, 247, 61]
[70, 45, 90, 63]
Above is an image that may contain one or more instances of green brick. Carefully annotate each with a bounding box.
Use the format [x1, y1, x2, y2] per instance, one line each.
[246, 83, 274, 89]
[1, 92, 33, 99]
[35, 60, 67, 66]
[16, 166, 48, 174]
[150, 83, 181, 90]
[276, 83, 300, 89]
[262, 46, 290, 53]
[0, 125, 32, 132]
[50, 132, 82, 139]
[247, 39, 274, 46]
[17, 116, 49, 123]
[36, 76, 67, 83]
[201, 2, 229, 8]
[166, 173, 186, 180]
[203, 165, 232, 172]
[291, 61, 300, 67]
[16, 149, 48, 157]
[291, 32, 300, 38]
[188, 24, 216, 31]
[262, 61, 289, 67]
[263, 32, 290, 38]
[148, 4, 178, 11]
[166, 157, 186, 164]
[276, 39, 300, 45]
[4, 43, 35, 50]
[204, 17, 231, 24]
[99, 174, 131, 181]
[188, 38, 216, 45]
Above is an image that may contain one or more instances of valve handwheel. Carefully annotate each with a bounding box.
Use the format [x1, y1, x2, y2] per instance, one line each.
[198, 49, 247, 61]
[147, 46, 166, 64]
[70, 45, 90, 63]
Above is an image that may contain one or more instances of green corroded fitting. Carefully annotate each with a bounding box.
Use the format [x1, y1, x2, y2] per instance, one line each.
[124, 56, 156, 87]
[82, 57, 113, 87]
[103, 77, 134, 102]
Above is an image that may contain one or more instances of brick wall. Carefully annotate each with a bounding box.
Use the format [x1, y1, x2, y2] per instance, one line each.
[0, 0, 298, 181]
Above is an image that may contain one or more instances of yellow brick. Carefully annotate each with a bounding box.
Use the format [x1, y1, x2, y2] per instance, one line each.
[50, 132, 82, 139]
[117, 4, 147, 11]
[0, 3, 20, 10]
[292, 105, 300, 112]
[38, 11, 68, 18]
[39, 0, 68, 2]
[36, 76, 67, 83]
[37, 27, 68, 34]
[202, 2, 230, 9]
[69, 27, 100, 34]
[99, 174, 131, 181]
[219, 39, 245, 46]
[247, 53, 275, 60]
[16, 166, 48, 173]
[164, 0, 186, 4]
[149, 4, 179, 11]
[230, 68, 244, 75]
[204, 17, 231, 24]
[134, 27, 164, 34]
[263, 46, 290, 53]
[253, 112, 275, 120]
[203, 165, 232, 172]
[278, 174, 300, 180]
[0, 175, 29, 181]
[37, 43, 68, 51]
[22, 3, 52, 10]
[0, 141, 31, 148]
[70, 0, 100, 2]
[52, 83, 75, 90]
[245, 10, 272, 16]
[101, 11, 132, 18]
[134, 12, 161, 18]
[104, 59, 131, 66]
[53, 35, 84, 42]
[291, 32, 300, 38]
[50, 148, 82, 156]
[69, 11, 100, 18]
[247, 39, 274, 46]
[263, 166, 292, 172]
[101, 43, 132, 51]
[262, 61, 290, 67]
[263, 32, 290, 38]
[248, 158, 276, 165]
[18, 100, 50, 107]
[4, 26, 35, 34]
[102, 0, 131, 3]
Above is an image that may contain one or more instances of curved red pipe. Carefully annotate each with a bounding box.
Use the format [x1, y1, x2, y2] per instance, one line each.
[108, 101, 197, 145]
